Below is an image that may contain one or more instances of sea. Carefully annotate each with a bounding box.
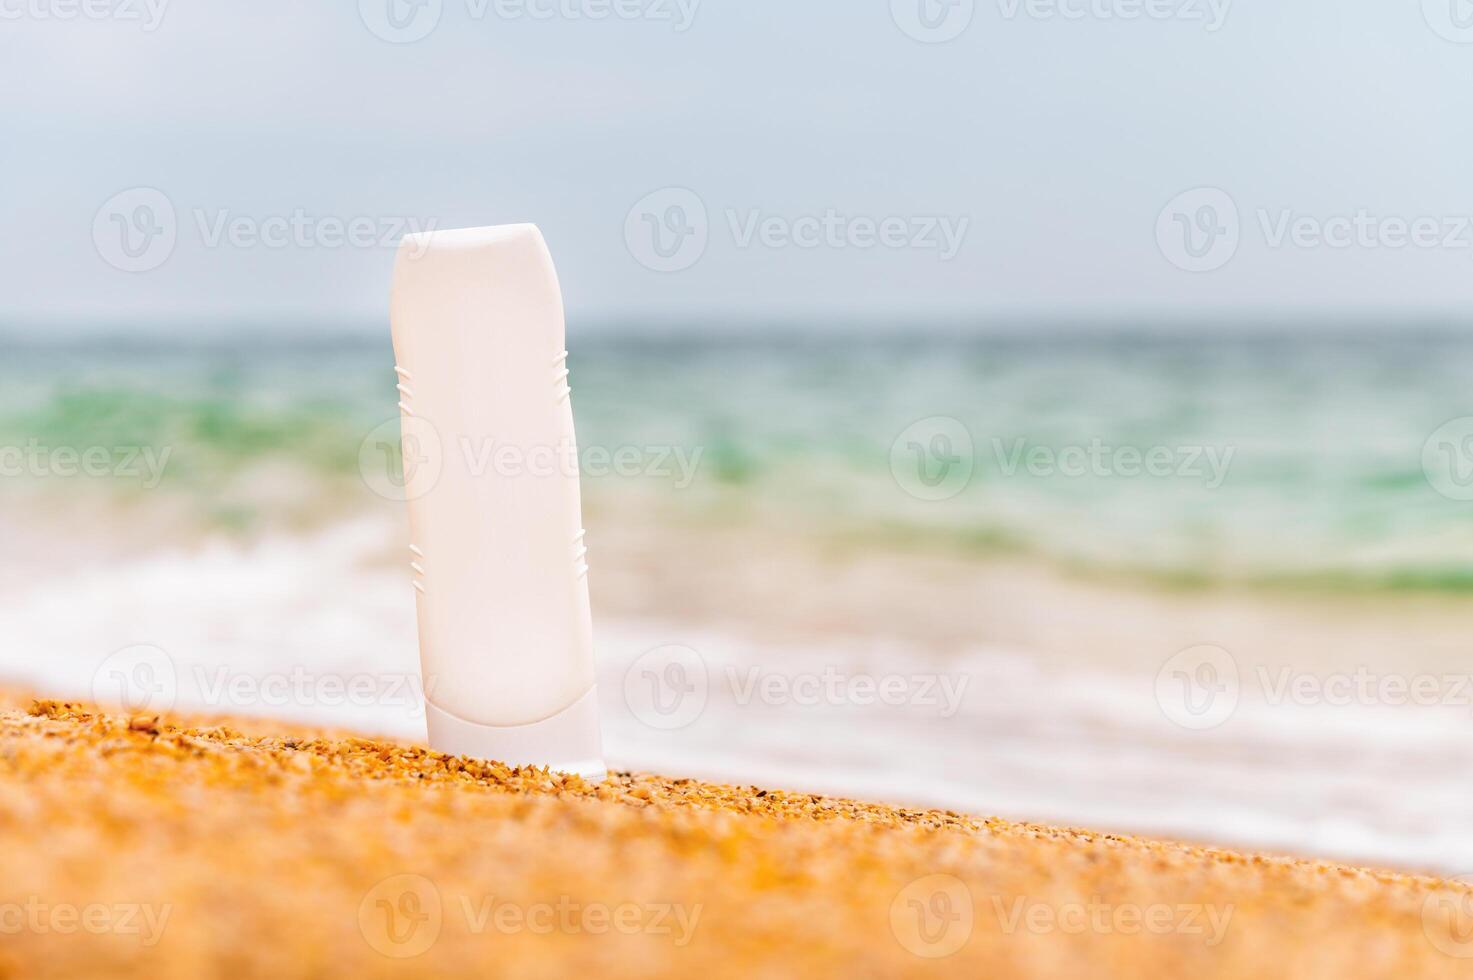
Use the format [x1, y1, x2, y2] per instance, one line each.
[4, 325, 1473, 873]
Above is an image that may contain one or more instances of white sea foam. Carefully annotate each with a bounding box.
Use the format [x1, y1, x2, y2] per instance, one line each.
[1, 516, 1470, 874]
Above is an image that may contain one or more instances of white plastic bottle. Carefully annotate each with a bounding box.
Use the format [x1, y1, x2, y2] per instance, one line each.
[389, 223, 604, 781]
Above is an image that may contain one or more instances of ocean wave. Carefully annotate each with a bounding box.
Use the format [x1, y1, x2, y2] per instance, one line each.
[5, 330, 1473, 592]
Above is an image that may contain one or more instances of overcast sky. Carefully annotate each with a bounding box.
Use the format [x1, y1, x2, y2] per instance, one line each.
[4, 0, 1473, 331]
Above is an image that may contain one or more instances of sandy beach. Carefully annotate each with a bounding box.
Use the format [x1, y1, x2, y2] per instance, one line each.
[3, 694, 1471, 979]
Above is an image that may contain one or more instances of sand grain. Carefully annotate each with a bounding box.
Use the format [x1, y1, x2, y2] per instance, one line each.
[0, 696, 1466, 978]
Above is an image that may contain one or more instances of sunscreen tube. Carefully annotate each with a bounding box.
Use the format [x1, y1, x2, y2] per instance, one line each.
[389, 223, 604, 781]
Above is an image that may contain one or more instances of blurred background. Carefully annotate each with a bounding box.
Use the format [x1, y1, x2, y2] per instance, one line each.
[4, 0, 1473, 873]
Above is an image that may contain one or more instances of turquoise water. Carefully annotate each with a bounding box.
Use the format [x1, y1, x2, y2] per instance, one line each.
[5, 328, 1473, 591]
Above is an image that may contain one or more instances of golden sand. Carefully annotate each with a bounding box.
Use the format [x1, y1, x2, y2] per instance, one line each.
[0, 696, 1469, 979]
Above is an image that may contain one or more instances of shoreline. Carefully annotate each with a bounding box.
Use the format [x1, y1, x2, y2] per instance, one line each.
[6, 503, 1473, 875]
[586, 497, 1473, 678]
